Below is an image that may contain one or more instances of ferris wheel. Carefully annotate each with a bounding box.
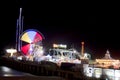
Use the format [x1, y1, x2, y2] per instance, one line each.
[20, 29, 44, 55]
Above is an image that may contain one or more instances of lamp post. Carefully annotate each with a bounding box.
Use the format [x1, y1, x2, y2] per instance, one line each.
[6, 48, 17, 57]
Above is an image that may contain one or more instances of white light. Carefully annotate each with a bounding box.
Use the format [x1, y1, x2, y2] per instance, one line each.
[17, 56, 22, 60]
[40, 50, 44, 54]
[95, 74, 101, 78]
[59, 44, 67, 48]
[6, 48, 17, 57]
[106, 78, 108, 80]
[73, 50, 76, 53]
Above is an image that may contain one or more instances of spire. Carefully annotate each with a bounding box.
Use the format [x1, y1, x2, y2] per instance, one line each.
[106, 49, 110, 54]
[104, 49, 112, 59]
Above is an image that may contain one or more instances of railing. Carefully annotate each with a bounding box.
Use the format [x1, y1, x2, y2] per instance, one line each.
[0, 57, 101, 80]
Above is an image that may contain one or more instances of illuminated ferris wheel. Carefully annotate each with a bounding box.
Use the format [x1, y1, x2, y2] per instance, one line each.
[20, 29, 44, 55]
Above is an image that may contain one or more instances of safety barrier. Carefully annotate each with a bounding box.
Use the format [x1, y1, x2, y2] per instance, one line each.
[0, 57, 101, 80]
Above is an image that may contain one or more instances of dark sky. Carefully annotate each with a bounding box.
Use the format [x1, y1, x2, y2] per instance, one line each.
[0, 1, 120, 58]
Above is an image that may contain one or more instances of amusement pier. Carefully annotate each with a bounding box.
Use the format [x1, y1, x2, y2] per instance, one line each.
[0, 8, 120, 80]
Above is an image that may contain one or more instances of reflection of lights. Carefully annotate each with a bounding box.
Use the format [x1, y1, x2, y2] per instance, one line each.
[3, 74, 14, 77]
[1, 66, 11, 72]
[6, 48, 17, 57]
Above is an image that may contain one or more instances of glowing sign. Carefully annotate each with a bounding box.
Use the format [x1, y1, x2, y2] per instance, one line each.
[53, 44, 67, 48]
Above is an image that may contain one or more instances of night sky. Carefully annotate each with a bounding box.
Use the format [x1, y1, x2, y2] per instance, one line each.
[0, 1, 120, 59]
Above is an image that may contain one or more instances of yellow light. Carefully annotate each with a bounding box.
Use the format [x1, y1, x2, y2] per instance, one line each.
[53, 44, 58, 48]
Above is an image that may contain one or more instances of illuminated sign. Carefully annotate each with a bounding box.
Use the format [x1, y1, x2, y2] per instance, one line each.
[53, 44, 67, 48]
